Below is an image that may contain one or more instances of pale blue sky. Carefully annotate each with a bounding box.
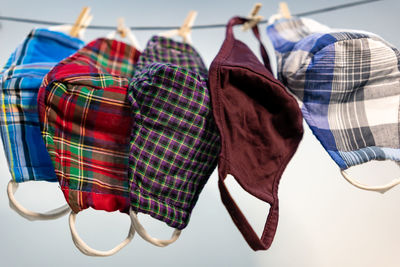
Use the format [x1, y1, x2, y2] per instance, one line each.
[1, 1, 400, 266]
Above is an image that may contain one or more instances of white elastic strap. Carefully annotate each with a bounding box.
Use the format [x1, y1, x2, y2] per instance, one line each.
[48, 24, 72, 33]
[267, 14, 283, 25]
[48, 24, 87, 39]
[106, 30, 143, 52]
[159, 29, 192, 45]
[125, 29, 143, 51]
[106, 30, 117, 40]
[183, 33, 192, 45]
[7, 179, 70, 221]
[340, 169, 400, 194]
[129, 208, 181, 247]
[159, 29, 179, 38]
[69, 211, 135, 257]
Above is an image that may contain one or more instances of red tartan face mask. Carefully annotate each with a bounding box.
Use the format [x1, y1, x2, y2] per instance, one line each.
[208, 17, 304, 251]
[38, 38, 140, 256]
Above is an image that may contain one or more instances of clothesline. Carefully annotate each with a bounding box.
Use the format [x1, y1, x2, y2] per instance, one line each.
[0, 0, 382, 31]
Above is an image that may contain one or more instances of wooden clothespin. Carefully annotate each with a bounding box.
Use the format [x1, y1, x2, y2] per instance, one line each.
[106, 17, 142, 51]
[279, 2, 291, 19]
[242, 3, 264, 31]
[159, 11, 198, 44]
[268, 2, 292, 24]
[117, 18, 127, 38]
[70, 7, 92, 37]
[78, 13, 93, 39]
[179, 10, 197, 43]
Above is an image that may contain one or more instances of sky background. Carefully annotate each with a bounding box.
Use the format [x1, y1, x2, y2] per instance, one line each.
[1, 0, 400, 266]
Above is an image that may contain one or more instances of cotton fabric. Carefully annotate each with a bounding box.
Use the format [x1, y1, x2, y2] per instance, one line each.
[135, 35, 208, 78]
[128, 36, 220, 230]
[38, 38, 140, 213]
[266, 17, 400, 169]
[209, 17, 303, 251]
[0, 28, 84, 182]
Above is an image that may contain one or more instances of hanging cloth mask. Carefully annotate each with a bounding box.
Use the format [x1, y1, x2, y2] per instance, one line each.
[38, 38, 140, 256]
[266, 17, 400, 193]
[0, 28, 84, 220]
[127, 35, 220, 247]
[134, 35, 208, 78]
[208, 17, 304, 251]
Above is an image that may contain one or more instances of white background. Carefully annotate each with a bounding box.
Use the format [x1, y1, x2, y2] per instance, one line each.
[1, 0, 400, 266]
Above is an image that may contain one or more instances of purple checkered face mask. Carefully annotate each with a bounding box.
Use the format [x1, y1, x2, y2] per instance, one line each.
[127, 60, 220, 247]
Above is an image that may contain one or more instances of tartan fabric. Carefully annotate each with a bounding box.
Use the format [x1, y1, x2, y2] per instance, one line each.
[135, 35, 208, 78]
[128, 62, 220, 230]
[38, 38, 141, 213]
[0, 28, 83, 182]
[266, 18, 400, 169]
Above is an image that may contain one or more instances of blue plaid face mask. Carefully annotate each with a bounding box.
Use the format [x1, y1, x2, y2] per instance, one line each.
[0, 28, 84, 220]
[266, 17, 400, 193]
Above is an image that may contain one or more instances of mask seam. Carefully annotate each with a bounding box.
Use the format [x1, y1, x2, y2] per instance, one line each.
[259, 134, 303, 243]
[60, 184, 130, 195]
[61, 186, 131, 213]
[214, 37, 237, 167]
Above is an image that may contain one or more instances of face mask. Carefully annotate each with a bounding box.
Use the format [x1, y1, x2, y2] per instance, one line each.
[209, 17, 304, 251]
[0, 28, 84, 220]
[135, 35, 208, 78]
[38, 38, 140, 256]
[128, 36, 220, 247]
[266, 17, 400, 193]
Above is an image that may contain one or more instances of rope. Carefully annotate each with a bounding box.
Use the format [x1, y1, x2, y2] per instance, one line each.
[0, 0, 382, 31]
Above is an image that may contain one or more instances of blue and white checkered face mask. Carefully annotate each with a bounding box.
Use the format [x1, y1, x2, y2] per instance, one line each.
[266, 17, 400, 193]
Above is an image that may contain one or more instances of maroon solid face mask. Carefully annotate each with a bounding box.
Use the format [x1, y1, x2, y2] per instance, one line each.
[209, 17, 304, 251]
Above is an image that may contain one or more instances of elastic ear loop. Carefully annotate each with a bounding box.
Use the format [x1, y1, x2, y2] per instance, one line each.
[267, 13, 285, 25]
[7, 179, 70, 221]
[340, 169, 400, 194]
[218, 176, 279, 251]
[218, 18, 280, 251]
[226, 17, 272, 72]
[159, 29, 193, 45]
[48, 24, 72, 33]
[48, 24, 87, 39]
[129, 207, 181, 247]
[69, 211, 135, 257]
[106, 30, 142, 52]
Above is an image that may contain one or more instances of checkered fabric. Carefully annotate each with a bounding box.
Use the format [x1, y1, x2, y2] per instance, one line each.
[266, 18, 400, 169]
[38, 38, 141, 213]
[128, 40, 219, 229]
[0, 28, 83, 182]
[135, 35, 208, 78]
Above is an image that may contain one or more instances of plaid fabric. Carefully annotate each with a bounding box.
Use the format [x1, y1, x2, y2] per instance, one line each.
[266, 18, 400, 169]
[38, 38, 141, 213]
[135, 36, 208, 78]
[128, 60, 219, 229]
[0, 28, 83, 182]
